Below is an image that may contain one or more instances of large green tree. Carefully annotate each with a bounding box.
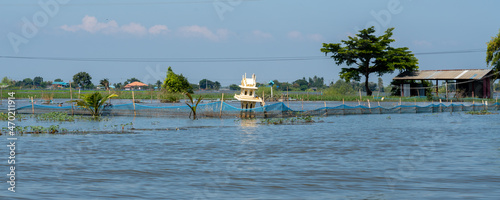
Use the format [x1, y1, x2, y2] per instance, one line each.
[321, 27, 419, 96]
[33, 76, 43, 87]
[162, 67, 192, 93]
[73, 72, 93, 89]
[487, 29, 500, 77]
[199, 79, 221, 90]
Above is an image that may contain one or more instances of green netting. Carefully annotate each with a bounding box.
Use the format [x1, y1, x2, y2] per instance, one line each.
[13, 101, 500, 118]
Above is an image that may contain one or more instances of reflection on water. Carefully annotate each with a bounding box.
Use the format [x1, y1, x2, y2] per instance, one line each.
[1, 113, 500, 199]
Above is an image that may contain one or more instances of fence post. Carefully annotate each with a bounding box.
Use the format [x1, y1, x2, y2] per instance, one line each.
[472, 100, 475, 112]
[324, 101, 327, 116]
[70, 81, 74, 115]
[301, 98, 304, 111]
[132, 90, 136, 116]
[219, 93, 224, 118]
[439, 99, 443, 113]
[496, 98, 499, 111]
[31, 96, 34, 114]
[367, 99, 371, 114]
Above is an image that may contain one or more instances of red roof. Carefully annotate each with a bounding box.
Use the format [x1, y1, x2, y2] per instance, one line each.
[124, 81, 148, 87]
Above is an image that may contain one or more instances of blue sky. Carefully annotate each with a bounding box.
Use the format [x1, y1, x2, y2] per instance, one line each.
[1, 0, 499, 86]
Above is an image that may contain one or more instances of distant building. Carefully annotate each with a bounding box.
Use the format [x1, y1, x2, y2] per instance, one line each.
[393, 69, 494, 98]
[52, 82, 69, 88]
[124, 81, 148, 90]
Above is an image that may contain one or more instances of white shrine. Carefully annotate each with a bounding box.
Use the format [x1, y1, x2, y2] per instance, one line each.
[234, 73, 263, 109]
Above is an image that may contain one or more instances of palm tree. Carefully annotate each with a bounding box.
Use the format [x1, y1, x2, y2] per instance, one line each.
[100, 78, 110, 90]
[185, 93, 202, 120]
[72, 92, 117, 117]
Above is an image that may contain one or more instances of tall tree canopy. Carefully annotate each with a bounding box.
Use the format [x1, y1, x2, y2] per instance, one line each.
[321, 27, 419, 95]
[162, 67, 192, 93]
[487, 29, 500, 77]
[199, 79, 221, 90]
[100, 78, 110, 90]
[73, 72, 93, 89]
[33, 76, 43, 87]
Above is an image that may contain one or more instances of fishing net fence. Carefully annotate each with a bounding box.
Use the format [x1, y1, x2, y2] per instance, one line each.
[13, 101, 500, 118]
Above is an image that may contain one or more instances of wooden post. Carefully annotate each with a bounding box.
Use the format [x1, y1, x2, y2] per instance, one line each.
[439, 99, 442, 113]
[70, 81, 74, 115]
[324, 101, 327, 116]
[342, 98, 344, 105]
[132, 90, 136, 115]
[359, 89, 362, 101]
[368, 99, 372, 114]
[301, 98, 304, 111]
[31, 96, 34, 114]
[219, 93, 224, 118]
[445, 81, 448, 100]
[286, 86, 289, 107]
[435, 80, 439, 97]
[78, 88, 80, 99]
[262, 90, 265, 105]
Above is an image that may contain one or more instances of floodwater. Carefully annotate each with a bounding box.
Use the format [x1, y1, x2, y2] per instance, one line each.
[1, 112, 500, 199]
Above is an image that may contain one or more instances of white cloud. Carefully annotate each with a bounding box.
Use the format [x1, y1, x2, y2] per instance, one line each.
[287, 31, 324, 42]
[61, 15, 119, 33]
[287, 31, 303, 39]
[121, 22, 147, 35]
[307, 33, 324, 42]
[61, 15, 162, 36]
[252, 30, 273, 39]
[177, 25, 229, 41]
[148, 25, 169, 35]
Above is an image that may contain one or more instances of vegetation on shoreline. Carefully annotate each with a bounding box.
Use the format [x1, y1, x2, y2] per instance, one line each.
[1, 89, 496, 103]
[259, 116, 321, 125]
[466, 110, 497, 115]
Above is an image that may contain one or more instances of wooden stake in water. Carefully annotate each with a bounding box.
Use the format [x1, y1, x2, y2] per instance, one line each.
[219, 93, 224, 118]
[132, 90, 136, 116]
[343, 98, 344, 105]
[301, 98, 304, 110]
[70, 81, 74, 115]
[359, 89, 362, 101]
[287, 86, 289, 107]
[31, 96, 34, 114]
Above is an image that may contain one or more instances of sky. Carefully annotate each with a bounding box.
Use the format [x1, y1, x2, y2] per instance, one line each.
[0, 0, 499, 87]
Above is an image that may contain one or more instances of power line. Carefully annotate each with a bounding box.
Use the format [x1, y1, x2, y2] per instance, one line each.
[0, 49, 488, 63]
[0, 55, 327, 63]
[0, 0, 262, 6]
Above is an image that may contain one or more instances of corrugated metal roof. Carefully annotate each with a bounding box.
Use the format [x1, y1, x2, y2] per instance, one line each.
[393, 69, 492, 80]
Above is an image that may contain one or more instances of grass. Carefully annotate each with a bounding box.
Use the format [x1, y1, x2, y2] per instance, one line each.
[0, 112, 109, 122]
[1, 125, 69, 134]
[0, 89, 497, 103]
[466, 110, 497, 115]
[259, 116, 321, 125]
